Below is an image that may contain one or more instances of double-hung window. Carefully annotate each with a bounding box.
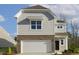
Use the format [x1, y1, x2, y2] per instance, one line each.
[31, 21, 41, 29]
[37, 21, 41, 29]
[31, 21, 36, 29]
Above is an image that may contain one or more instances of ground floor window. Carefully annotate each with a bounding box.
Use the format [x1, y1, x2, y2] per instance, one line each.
[61, 40, 63, 45]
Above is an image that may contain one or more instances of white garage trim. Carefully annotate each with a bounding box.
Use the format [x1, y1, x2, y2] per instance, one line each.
[66, 36, 68, 50]
[21, 40, 52, 53]
[21, 40, 23, 53]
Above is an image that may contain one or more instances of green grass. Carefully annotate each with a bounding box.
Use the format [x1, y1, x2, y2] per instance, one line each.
[0, 47, 16, 55]
[0, 47, 8, 52]
[0, 47, 16, 52]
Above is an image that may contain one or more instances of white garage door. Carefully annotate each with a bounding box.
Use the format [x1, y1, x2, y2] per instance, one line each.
[21, 40, 52, 53]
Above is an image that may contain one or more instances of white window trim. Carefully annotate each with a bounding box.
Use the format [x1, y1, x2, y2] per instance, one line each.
[30, 20, 42, 30]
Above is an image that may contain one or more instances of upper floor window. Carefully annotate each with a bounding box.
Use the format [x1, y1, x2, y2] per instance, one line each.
[57, 25, 63, 28]
[37, 21, 41, 29]
[31, 21, 41, 29]
[31, 21, 36, 29]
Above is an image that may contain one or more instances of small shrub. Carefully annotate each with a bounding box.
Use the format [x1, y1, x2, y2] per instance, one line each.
[74, 48, 79, 53]
[62, 49, 73, 55]
[64, 50, 68, 53]
[62, 50, 69, 54]
[68, 49, 74, 53]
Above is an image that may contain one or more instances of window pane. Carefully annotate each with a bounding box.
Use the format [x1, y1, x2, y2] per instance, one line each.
[37, 26, 41, 29]
[60, 26, 62, 28]
[37, 21, 41, 29]
[31, 21, 36, 24]
[31, 21, 36, 29]
[37, 21, 41, 24]
[57, 26, 59, 28]
[31, 25, 36, 29]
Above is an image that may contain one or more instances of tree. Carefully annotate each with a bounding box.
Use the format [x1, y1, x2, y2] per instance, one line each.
[71, 19, 79, 48]
[14, 36, 17, 41]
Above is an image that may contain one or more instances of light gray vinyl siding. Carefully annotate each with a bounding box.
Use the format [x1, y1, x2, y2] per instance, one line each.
[17, 13, 54, 35]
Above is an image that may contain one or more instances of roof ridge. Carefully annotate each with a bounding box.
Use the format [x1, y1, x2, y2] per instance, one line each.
[23, 5, 48, 9]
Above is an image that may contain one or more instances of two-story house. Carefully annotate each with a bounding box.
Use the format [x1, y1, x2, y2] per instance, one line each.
[15, 5, 68, 54]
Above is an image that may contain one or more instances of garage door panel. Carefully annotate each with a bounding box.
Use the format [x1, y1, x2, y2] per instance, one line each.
[21, 40, 52, 53]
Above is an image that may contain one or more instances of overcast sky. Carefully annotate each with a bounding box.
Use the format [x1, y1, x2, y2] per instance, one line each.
[0, 4, 79, 36]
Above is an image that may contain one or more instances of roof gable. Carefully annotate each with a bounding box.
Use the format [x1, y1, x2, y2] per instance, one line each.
[15, 5, 55, 20]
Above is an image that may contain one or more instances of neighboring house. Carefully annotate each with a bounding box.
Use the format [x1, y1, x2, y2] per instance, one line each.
[0, 26, 15, 47]
[15, 5, 68, 54]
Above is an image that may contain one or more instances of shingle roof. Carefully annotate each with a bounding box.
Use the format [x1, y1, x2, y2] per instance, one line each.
[22, 5, 54, 20]
[15, 5, 55, 20]
[23, 5, 48, 9]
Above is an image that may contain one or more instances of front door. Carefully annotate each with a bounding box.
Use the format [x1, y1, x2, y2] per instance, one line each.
[55, 41, 59, 50]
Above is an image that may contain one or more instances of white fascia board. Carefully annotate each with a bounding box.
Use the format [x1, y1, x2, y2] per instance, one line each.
[14, 9, 23, 18]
